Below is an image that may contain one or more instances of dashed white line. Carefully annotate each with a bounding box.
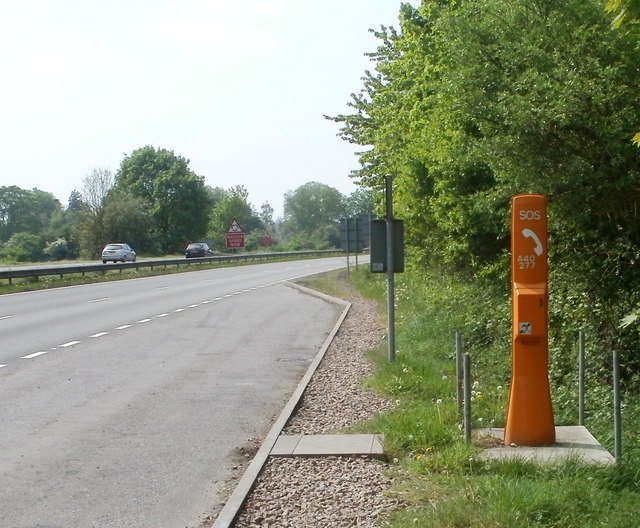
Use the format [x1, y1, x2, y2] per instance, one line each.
[188, 304, 198, 308]
[90, 332, 109, 338]
[156, 313, 169, 318]
[89, 297, 110, 303]
[116, 324, 132, 330]
[174, 308, 185, 313]
[59, 340, 81, 348]
[0, 364, 6, 369]
[22, 351, 48, 359]
[137, 318, 152, 323]
[0, 315, 13, 320]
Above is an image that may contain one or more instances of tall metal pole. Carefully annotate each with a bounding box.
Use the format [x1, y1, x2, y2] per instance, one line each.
[354, 217, 359, 268]
[344, 217, 350, 276]
[385, 175, 396, 363]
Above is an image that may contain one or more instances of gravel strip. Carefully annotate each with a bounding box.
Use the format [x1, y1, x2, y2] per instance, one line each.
[232, 290, 400, 528]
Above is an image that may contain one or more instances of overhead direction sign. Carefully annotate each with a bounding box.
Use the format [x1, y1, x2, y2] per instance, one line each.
[225, 218, 245, 249]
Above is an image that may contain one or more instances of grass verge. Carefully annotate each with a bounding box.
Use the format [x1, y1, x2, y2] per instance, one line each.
[315, 266, 640, 528]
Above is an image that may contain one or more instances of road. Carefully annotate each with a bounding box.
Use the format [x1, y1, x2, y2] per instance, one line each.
[0, 256, 355, 528]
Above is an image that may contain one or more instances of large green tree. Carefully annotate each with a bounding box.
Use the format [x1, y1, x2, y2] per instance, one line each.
[281, 182, 345, 249]
[208, 186, 263, 250]
[334, 0, 640, 379]
[116, 146, 212, 253]
[0, 186, 62, 243]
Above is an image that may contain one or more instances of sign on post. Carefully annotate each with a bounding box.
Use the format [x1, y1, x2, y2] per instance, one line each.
[504, 194, 555, 446]
[225, 219, 245, 249]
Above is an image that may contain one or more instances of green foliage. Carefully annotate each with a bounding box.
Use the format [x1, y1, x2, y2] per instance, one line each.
[0, 186, 63, 245]
[348, 267, 640, 528]
[333, 0, 640, 386]
[42, 237, 74, 261]
[208, 185, 263, 251]
[0, 232, 45, 262]
[280, 182, 346, 249]
[103, 189, 158, 254]
[116, 145, 212, 253]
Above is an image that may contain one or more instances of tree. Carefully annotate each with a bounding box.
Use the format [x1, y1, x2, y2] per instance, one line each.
[333, 0, 640, 381]
[103, 189, 157, 254]
[0, 186, 62, 244]
[77, 168, 114, 258]
[208, 186, 262, 250]
[116, 146, 212, 253]
[281, 182, 345, 249]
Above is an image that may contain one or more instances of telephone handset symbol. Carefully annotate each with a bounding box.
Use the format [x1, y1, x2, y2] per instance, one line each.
[522, 228, 544, 256]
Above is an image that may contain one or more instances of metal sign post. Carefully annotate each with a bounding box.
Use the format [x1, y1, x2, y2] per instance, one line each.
[385, 175, 396, 363]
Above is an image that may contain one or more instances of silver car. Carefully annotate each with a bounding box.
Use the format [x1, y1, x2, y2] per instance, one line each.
[101, 243, 136, 263]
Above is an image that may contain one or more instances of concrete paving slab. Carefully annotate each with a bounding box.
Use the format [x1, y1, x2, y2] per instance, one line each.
[271, 434, 385, 459]
[476, 426, 615, 465]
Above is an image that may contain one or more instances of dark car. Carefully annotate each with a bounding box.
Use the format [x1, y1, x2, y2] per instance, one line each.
[185, 242, 213, 258]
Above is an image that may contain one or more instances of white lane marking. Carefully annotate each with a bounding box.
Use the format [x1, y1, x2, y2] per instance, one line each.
[0, 364, 6, 369]
[173, 308, 185, 313]
[188, 304, 198, 308]
[213, 297, 224, 301]
[223, 294, 232, 298]
[89, 297, 110, 303]
[138, 318, 152, 323]
[59, 340, 81, 348]
[116, 324, 132, 330]
[90, 332, 108, 338]
[0, 315, 13, 320]
[155, 287, 169, 291]
[201, 300, 211, 304]
[22, 351, 48, 359]
[156, 313, 169, 317]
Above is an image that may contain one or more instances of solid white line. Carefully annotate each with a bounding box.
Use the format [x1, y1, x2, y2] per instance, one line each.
[137, 318, 152, 323]
[22, 351, 48, 359]
[59, 340, 81, 348]
[116, 324, 132, 330]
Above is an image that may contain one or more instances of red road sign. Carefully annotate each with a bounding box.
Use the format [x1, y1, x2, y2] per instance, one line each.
[226, 219, 245, 249]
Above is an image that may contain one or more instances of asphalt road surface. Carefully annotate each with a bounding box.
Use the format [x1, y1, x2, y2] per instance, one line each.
[0, 257, 354, 528]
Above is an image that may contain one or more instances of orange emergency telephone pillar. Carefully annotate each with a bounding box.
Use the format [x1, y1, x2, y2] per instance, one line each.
[504, 194, 555, 446]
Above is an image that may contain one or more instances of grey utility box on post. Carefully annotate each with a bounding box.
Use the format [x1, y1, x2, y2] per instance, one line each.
[370, 219, 405, 273]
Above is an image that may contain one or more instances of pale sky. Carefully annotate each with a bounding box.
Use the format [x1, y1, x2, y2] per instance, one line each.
[0, 0, 415, 219]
